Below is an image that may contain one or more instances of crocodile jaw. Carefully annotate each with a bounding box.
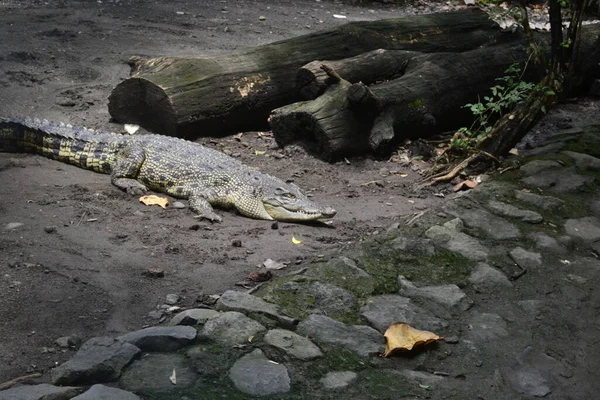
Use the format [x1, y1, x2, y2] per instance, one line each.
[263, 202, 336, 221]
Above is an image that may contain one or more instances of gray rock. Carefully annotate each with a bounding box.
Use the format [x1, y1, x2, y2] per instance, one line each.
[520, 160, 562, 175]
[165, 293, 180, 305]
[509, 247, 542, 269]
[562, 150, 600, 170]
[590, 197, 600, 217]
[55, 335, 81, 349]
[317, 256, 375, 295]
[486, 200, 543, 223]
[71, 384, 141, 400]
[498, 348, 556, 398]
[302, 281, 356, 316]
[468, 263, 512, 292]
[529, 232, 566, 254]
[399, 370, 446, 386]
[398, 276, 473, 311]
[119, 353, 197, 393]
[169, 308, 219, 326]
[514, 190, 565, 212]
[185, 345, 236, 378]
[564, 217, 600, 242]
[199, 311, 266, 345]
[522, 167, 593, 193]
[467, 312, 509, 342]
[320, 371, 358, 391]
[361, 294, 448, 333]
[297, 314, 384, 357]
[51, 337, 140, 385]
[118, 326, 197, 352]
[229, 349, 291, 396]
[264, 329, 323, 360]
[425, 219, 488, 261]
[446, 207, 521, 240]
[216, 290, 295, 327]
[0, 384, 80, 400]
[172, 201, 186, 209]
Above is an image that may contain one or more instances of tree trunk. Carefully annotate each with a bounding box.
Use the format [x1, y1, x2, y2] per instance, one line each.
[108, 9, 500, 137]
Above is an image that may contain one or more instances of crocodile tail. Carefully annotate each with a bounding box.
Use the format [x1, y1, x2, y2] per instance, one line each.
[0, 117, 123, 174]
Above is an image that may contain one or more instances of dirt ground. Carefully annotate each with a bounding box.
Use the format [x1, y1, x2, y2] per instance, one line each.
[0, 0, 455, 381]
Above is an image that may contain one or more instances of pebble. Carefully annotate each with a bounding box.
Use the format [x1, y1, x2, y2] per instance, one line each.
[444, 336, 460, 344]
[165, 294, 180, 305]
[172, 201, 186, 209]
[44, 225, 58, 233]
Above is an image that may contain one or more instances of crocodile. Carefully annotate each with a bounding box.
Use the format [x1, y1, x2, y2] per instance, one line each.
[0, 117, 336, 222]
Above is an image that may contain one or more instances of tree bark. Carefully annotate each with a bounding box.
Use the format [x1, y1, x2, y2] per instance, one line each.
[108, 9, 501, 137]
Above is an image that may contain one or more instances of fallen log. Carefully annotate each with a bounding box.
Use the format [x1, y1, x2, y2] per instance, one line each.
[270, 41, 532, 159]
[270, 23, 600, 159]
[108, 9, 501, 137]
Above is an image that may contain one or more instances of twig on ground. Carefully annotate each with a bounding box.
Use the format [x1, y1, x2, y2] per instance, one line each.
[0, 373, 42, 390]
[406, 211, 426, 226]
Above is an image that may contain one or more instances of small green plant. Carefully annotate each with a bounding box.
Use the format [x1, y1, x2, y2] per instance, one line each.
[451, 63, 535, 151]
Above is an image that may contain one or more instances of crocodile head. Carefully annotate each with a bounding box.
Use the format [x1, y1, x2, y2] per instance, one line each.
[235, 172, 336, 222]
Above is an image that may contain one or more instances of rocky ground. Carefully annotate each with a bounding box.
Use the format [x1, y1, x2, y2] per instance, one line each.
[3, 116, 600, 399]
[1, 0, 600, 399]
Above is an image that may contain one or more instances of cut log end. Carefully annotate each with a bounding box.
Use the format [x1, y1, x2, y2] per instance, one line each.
[108, 77, 177, 136]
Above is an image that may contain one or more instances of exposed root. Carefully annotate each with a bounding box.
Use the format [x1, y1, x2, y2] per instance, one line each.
[421, 150, 499, 186]
[0, 373, 42, 390]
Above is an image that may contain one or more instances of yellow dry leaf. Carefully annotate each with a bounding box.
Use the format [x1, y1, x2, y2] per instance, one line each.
[139, 195, 169, 209]
[255, 150, 266, 155]
[291, 236, 303, 245]
[383, 323, 442, 357]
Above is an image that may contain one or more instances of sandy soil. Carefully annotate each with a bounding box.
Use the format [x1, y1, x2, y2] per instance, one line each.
[0, 0, 452, 381]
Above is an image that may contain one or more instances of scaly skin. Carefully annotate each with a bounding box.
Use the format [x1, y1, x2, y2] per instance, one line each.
[0, 117, 336, 222]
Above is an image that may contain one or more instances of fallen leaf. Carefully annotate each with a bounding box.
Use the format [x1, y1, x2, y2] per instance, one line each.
[124, 124, 140, 134]
[383, 323, 442, 357]
[255, 150, 266, 155]
[139, 195, 169, 209]
[419, 384, 432, 391]
[453, 180, 478, 192]
[263, 258, 286, 270]
[169, 368, 177, 385]
[292, 236, 303, 245]
[248, 335, 254, 342]
[333, 14, 347, 18]
[508, 148, 519, 156]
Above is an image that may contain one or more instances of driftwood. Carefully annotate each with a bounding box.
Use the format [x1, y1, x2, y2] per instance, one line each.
[108, 9, 501, 137]
[270, 24, 600, 160]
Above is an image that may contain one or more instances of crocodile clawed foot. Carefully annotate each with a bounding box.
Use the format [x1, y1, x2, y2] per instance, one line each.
[193, 210, 223, 223]
[126, 185, 149, 196]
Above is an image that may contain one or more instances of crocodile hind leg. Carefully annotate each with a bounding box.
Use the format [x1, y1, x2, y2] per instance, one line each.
[189, 194, 223, 223]
[110, 144, 148, 195]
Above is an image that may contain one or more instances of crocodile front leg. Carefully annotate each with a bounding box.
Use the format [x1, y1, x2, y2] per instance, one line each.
[110, 143, 148, 195]
[189, 194, 223, 223]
